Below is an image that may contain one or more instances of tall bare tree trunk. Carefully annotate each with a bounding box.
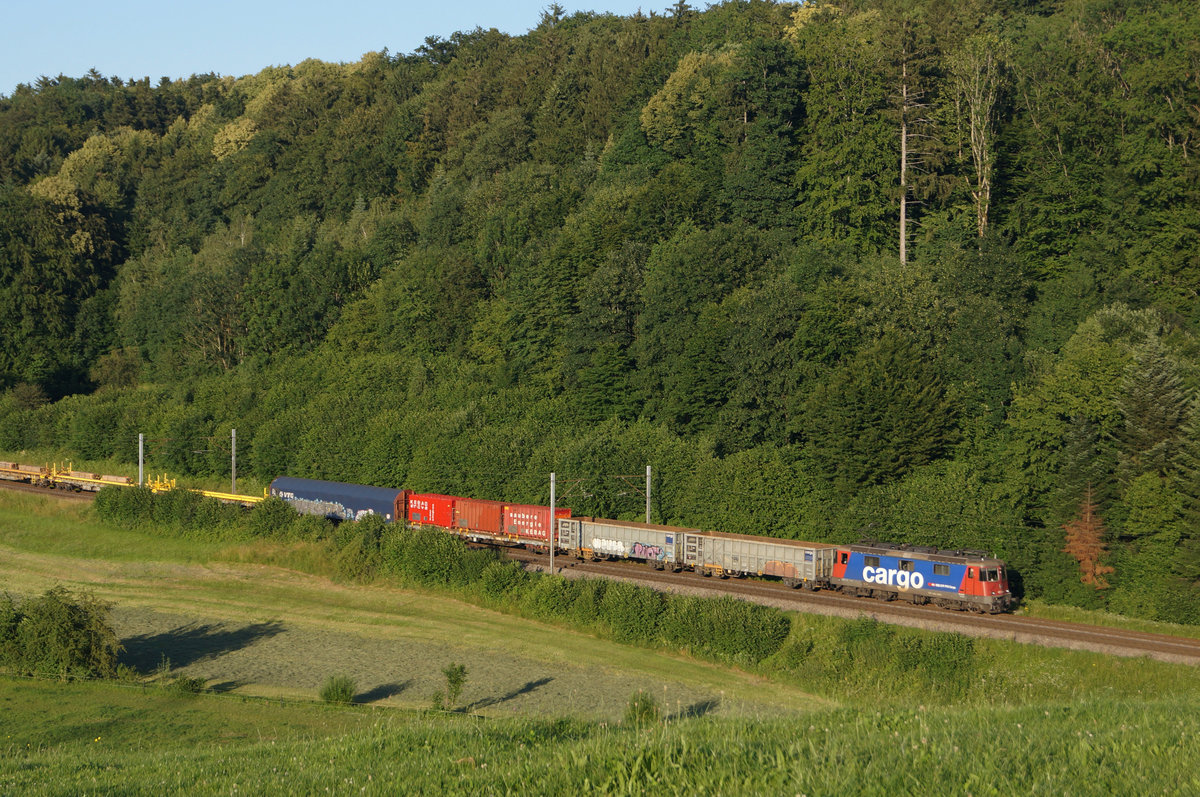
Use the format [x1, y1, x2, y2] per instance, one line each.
[900, 60, 909, 265]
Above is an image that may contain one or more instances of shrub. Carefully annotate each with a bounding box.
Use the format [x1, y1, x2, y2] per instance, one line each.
[152, 487, 204, 527]
[395, 528, 496, 588]
[354, 514, 389, 548]
[248, 496, 300, 538]
[477, 561, 530, 601]
[0, 587, 122, 679]
[520, 574, 576, 619]
[704, 596, 791, 663]
[96, 486, 242, 540]
[460, 547, 498, 585]
[567, 578, 608, 626]
[623, 691, 660, 727]
[170, 674, 207, 695]
[320, 675, 357, 705]
[402, 528, 462, 585]
[895, 631, 976, 694]
[294, 513, 334, 541]
[332, 530, 379, 581]
[0, 593, 17, 642]
[94, 485, 155, 525]
[190, 496, 241, 533]
[92, 485, 120, 520]
[443, 663, 468, 708]
[836, 617, 897, 667]
[598, 581, 664, 644]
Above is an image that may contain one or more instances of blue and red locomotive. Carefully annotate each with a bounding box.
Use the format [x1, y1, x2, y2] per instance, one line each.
[831, 541, 1013, 613]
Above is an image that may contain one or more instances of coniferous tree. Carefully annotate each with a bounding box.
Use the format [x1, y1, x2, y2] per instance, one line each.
[1062, 485, 1113, 589]
[1050, 414, 1115, 522]
[1167, 405, 1200, 584]
[1112, 341, 1193, 484]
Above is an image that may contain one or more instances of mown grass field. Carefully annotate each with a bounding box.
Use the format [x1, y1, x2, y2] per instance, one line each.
[2, 489, 1199, 793]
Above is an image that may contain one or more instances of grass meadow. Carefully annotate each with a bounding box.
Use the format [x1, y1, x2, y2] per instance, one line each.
[2, 677, 1196, 795]
[1, 489, 1199, 793]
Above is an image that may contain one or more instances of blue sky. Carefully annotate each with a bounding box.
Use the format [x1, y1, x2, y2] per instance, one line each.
[2, 0, 661, 98]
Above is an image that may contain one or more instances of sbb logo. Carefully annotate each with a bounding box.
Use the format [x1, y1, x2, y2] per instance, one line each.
[862, 566, 925, 591]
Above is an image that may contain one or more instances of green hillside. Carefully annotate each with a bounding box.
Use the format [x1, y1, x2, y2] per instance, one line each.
[1, 0, 1198, 622]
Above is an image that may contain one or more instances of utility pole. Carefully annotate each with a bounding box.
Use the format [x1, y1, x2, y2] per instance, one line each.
[646, 465, 652, 524]
[138, 433, 144, 487]
[231, 428, 237, 494]
[549, 472, 556, 572]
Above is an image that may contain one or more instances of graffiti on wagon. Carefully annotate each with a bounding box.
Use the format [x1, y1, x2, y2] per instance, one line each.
[631, 542, 665, 561]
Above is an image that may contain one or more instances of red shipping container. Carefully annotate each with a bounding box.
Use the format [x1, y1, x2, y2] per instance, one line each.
[453, 497, 504, 535]
[501, 504, 572, 542]
[401, 492, 460, 529]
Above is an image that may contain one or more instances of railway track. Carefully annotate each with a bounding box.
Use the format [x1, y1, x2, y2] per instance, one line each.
[509, 549, 1200, 666]
[7, 479, 1198, 665]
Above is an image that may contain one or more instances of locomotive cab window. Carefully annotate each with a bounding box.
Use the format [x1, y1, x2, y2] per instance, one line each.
[968, 567, 976, 579]
[984, 568, 999, 582]
[899, 559, 913, 571]
[933, 564, 950, 576]
[840, 552, 849, 565]
[865, 555, 880, 568]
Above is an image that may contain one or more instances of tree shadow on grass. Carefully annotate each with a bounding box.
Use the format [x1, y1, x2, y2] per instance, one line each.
[464, 677, 554, 712]
[206, 680, 245, 694]
[355, 681, 412, 704]
[669, 698, 720, 720]
[121, 621, 287, 673]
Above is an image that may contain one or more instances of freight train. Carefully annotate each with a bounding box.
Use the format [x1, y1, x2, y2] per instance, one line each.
[269, 476, 1015, 614]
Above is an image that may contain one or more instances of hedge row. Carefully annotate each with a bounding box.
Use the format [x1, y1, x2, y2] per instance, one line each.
[481, 564, 792, 665]
[95, 489, 332, 543]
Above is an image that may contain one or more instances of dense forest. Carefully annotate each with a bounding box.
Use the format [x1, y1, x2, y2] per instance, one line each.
[1, 0, 1198, 621]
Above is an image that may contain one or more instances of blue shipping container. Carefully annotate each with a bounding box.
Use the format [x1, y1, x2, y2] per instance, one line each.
[270, 476, 402, 522]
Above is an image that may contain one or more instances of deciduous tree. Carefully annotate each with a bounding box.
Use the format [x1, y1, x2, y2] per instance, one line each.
[947, 32, 1008, 240]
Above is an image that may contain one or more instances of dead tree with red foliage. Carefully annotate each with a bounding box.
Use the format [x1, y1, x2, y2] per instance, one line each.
[1062, 485, 1115, 589]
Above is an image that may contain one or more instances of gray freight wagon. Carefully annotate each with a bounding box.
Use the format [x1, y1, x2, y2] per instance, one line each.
[684, 530, 836, 588]
[557, 517, 697, 569]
